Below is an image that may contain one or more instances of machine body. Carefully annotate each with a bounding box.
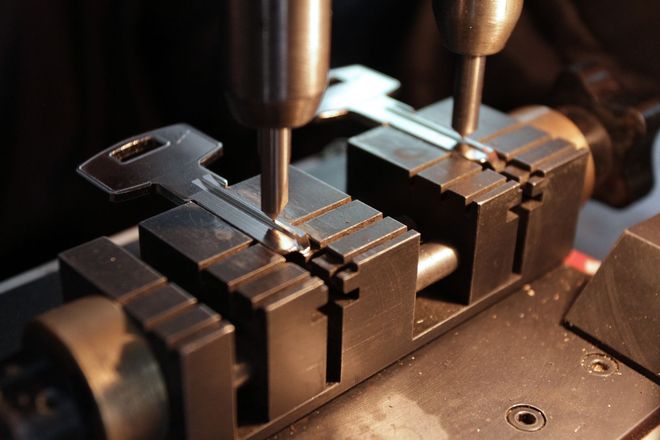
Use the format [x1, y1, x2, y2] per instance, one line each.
[0, 1, 658, 439]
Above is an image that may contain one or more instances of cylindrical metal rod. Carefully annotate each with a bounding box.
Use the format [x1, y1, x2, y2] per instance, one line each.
[27, 296, 169, 440]
[452, 55, 486, 137]
[416, 242, 459, 292]
[259, 128, 291, 219]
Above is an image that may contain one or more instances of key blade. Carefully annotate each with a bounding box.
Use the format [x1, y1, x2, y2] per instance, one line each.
[192, 190, 311, 256]
[193, 176, 311, 256]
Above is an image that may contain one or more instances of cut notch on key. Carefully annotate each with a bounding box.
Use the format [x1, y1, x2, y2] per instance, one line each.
[192, 174, 311, 253]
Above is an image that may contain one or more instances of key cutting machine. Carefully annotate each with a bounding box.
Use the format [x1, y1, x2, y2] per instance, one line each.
[1, 1, 659, 439]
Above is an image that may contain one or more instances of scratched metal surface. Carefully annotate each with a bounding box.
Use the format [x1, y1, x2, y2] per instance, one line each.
[295, 136, 660, 261]
[273, 266, 659, 439]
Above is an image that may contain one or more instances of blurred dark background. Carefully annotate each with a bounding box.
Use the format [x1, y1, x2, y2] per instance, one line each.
[1, 0, 659, 279]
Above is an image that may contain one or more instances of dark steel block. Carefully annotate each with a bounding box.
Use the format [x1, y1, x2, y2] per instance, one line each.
[415, 155, 482, 191]
[203, 245, 285, 316]
[327, 217, 406, 263]
[124, 283, 196, 330]
[173, 321, 237, 440]
[312, 217, 420, 384]
[58, 237, 166, 303]
[147, 303, 237, 440]
[419, 98, 516, 140]
[349, 126, 522, 303]
[139, 202, 252, 294]
[298, 200, 382, 247]
[232, 266, 328, 422]
[346, 126, 448, 216]
[189, 214, 330, 424]
[348, 99, 588, 303]
[245, 278, 328, 421]
[152, 304, 220, 347]
[565, 214, 660, 381]
[235, 263, 310, 312]
[418, 166, 521, 302]
[231, 167, 350, 225]
[485, 124, 549, 160]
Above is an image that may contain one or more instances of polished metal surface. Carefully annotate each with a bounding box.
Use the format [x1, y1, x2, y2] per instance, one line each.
[226, 0, 331, 129]
[259, 128, 291, 219]
[452, 55, 485, 136]
[432, 0, 524, 56]
[416, 242, 459, 292]
[227, 0, 331, 219]
[27, 296, 168, 440]
[433, 0, 523, 136]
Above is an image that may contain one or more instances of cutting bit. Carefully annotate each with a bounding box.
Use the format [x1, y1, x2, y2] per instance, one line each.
[433, 0, 524, 137]
[259, 128, 290, 219]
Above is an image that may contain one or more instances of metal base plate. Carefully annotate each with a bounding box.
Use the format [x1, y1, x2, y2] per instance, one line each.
[276, 266, 659, 439]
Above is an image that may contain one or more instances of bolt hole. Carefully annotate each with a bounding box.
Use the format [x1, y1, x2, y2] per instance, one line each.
[506, 404, 546, 432]
[517, 411, 537, 425]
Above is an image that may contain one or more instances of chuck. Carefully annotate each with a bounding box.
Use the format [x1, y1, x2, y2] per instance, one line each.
[226, 0, 331, 219]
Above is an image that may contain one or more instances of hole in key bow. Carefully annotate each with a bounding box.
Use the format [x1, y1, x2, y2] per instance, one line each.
[110, 136, 167, 163]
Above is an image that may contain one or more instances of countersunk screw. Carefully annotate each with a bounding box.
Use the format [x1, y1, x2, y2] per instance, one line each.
[506, 404, 546, 432]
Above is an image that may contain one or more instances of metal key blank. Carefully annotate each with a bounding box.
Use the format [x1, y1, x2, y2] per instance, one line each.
[317, 65, 497, 163]
[78, 125, 311, 256]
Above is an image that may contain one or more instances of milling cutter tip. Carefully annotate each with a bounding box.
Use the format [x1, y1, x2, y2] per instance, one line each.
[452, 55, 486, 137]
[259, 128, 291, 220]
